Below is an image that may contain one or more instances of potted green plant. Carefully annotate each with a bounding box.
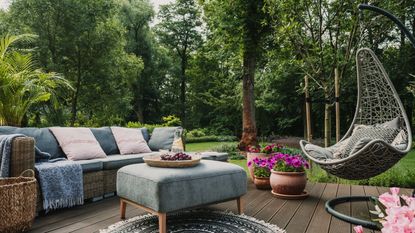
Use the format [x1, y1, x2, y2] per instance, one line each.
[248, 157, 272, 189]
[269, 152, 310, 199]
[246, 144, 283, 180]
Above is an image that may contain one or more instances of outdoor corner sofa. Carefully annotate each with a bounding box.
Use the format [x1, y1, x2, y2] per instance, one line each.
[0, 126, 195, 212]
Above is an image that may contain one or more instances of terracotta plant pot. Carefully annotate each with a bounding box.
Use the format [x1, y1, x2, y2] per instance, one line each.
[253, 176, 271, 190]
[246, 152, 269, 181]
[270, 170, 307, 195]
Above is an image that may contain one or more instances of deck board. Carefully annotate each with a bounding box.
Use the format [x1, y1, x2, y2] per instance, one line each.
[30, 182, 412, 233]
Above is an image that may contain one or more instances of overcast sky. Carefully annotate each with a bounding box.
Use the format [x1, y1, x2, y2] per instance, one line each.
[0, 0, 174, 12]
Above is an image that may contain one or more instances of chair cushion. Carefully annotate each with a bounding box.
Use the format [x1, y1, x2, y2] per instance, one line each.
[0, 126, 66, 159]
[392, 130, 407, 146]
[117, 160, 247, 212]
[343, 126, 399, 158]
[111, 127, 151, 155]
[90, 127, 120, 155]
[148, 127, 180, 151]
[49, 127, 107, 161]
[99, 152, 159, 170]
[304, 144, 334, 160]
[74, 160, 103, 173]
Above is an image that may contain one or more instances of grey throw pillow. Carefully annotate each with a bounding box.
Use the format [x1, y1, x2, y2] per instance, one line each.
[377, 117, 400, 129]
[148, 127, 182, 151]
[350, 138, 372, 155]
[305, 144, 334, 160]
[343, 126, 399, 158]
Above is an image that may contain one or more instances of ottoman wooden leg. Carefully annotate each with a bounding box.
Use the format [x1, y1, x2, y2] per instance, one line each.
[237, 196, 244, 214]
[120, 199, 127, 220]
[158, 212, 167, 233]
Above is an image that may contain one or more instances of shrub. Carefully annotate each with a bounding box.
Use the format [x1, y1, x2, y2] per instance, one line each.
[162, 115, 181, 126]
[126, 121, 163, 133]
[211, 143, 244, 160]
[185, 135, 237, 143]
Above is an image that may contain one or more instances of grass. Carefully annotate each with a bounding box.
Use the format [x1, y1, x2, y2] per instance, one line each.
[187, 141, 415, 188]
[186, 141, 237, 152]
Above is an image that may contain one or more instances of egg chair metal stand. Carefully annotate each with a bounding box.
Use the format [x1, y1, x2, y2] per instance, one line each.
[299, 4, 414, 229]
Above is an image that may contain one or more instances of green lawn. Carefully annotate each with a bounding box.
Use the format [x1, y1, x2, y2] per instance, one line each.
[186, 141, 237, 152]
[186, 141, 415, 188]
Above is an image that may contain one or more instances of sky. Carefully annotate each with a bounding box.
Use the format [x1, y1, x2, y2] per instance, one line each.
[0, 0, 174, 12]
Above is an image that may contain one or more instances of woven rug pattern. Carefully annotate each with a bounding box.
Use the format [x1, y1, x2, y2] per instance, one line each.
[101, 210, 285, 233]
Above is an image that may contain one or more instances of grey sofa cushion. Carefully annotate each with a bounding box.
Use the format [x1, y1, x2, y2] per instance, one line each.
[90, 127, 120, 155]
[148, 127, 180, 151]
[74, 160, 103, 173]
[117, 160, 247, 212]
[99, 152, 159, 170]
[0, 126, 65, 159]
[140, 128, 150, 142]
[196, 152, 228, 162]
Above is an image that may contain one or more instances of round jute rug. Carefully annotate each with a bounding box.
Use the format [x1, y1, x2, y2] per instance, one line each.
[100, 210, 285, 233]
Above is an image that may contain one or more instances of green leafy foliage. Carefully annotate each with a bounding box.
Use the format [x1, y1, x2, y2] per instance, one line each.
[0, 34, 72, 126]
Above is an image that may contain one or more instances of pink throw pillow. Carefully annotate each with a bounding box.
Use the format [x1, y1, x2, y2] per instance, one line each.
[110, 127, 152, 154]
[49, 127, 107, 161]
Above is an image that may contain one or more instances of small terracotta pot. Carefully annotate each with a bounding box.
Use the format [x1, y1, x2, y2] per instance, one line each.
[253, 176, 271, 190]
[246, 152, 269, 181]
[270, 170, 307, 195]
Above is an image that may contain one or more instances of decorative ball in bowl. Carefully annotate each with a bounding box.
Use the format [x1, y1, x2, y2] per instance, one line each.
[144, 152, 201, 168]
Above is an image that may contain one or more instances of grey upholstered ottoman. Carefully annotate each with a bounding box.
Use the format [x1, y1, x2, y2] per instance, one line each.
[117, 160, 247, 233]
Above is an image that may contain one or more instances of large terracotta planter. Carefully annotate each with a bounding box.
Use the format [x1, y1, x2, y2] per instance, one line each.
[246, 152, 269, 180]
[270, 170, 307, 198]
[253, 176, 271, 190]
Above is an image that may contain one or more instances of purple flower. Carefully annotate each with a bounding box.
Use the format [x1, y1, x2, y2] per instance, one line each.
[247, 161, 252, 167]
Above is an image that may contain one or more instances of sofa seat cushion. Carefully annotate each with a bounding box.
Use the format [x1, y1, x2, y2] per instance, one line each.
[74, 160, 103, 173]
[99, 152, 159, 170]
[190, 152, 228, 162]
[117, 160, 247, 212]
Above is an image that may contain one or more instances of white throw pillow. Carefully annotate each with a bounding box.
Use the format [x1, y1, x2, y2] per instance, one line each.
[49, 127, 107, 161]
[392, 130, 407, 146]
[110, 127, 152, 155]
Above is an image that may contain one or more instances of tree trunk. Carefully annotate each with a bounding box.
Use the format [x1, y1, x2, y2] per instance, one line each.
[70, 50, 82, 126]
[180, 55, 187, 128]
[324, 90, 332, 147]
[238, 48, 258, 150]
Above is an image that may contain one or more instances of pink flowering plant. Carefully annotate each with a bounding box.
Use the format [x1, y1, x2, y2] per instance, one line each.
[354, 187, 415, 233]
[271, 152, 310, 172]
[248, 157, 273, 178]
[247, 143, 284, 154]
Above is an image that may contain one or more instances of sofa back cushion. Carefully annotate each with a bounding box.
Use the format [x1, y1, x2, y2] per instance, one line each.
[49, 127, 107, 161]
[90, 127, 120, 155]
[110, 127, 152, 154]
[140, 128, 150, 142]
[148, 127, 181, 151]
[0, 126, 65, 159]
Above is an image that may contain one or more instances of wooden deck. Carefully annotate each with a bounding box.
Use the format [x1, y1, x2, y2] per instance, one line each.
[31, 182, 411, 233]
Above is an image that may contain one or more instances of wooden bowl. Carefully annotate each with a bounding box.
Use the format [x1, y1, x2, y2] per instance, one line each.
[143, 154, 201, 168]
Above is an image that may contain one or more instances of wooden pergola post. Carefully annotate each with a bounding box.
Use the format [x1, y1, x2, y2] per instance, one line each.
[305, 75, 312, 142]
[335, 68, 340, 142]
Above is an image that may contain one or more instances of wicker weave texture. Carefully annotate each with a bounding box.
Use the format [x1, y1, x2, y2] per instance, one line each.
[103, 169, 117, 193]
[301, 48, 412, 180]
[10, 137, 35, 177]
[84, 171, 104, 199]
[0, 171, 37, 233]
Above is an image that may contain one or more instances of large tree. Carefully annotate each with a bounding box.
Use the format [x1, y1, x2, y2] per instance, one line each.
[8, 0, 143, 126]
[155, 0, 202, 128]
[201, 0, 271, 149]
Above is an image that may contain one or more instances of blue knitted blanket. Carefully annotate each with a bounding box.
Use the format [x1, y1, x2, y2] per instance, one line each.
[35, 160, 84, 212]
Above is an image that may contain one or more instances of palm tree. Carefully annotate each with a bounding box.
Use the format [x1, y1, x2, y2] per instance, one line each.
[0, 34, 72, 126]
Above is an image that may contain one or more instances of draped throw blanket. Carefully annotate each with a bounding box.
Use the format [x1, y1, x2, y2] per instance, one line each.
[35, 160, 84, 212]
[0, 134, 24, 177]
